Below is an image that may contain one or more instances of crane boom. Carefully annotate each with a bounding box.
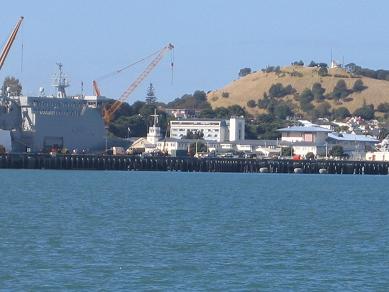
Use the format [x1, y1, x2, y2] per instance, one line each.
[0, 16, 24, 71]
[92, 80, 101, 96]
[103, 43, 174, 124]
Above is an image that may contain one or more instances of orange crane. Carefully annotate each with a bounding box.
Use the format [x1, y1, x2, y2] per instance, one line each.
[92, 80, 101, 96]
[102, 43, 174, 124]
[0, 16, 24, 71]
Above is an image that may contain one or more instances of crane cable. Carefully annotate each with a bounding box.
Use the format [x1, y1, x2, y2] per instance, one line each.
[95, 48, 162, 82]
[170, 47, 174, 84]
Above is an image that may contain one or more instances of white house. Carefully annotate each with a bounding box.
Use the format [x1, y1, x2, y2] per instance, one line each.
[278, 126, 332, 144]
[277, 126, 331, 156]
[327, 132, 378, 159]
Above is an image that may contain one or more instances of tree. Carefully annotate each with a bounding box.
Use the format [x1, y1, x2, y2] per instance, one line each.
[268, 83, 295, 98]
[227, 105, 246, 117]
[308, 61, 317, 67]
[329, 145, 344, 157]
[281, 146, 293, 157]
[354, 104, 375, 120]
[239, 67, 252, 78]
[300, 89, 314, 103]
[333, 107, 351, 120]
[167, 90, 211, 109]
[332, 79, 350, 101]
[0, 144, 5, 154]
[109, 115, 147, 138]
[199, 108, 216, 118]
[352, 79, 367, 92]
[318, 67, 328, 76]
[2, 76, 22, 96]
[247, 99, 256, 108]
[292, 60, 304, 66]
[257, 97, 270, 109]
[299, 88, 314, 113]
[268, 83, 284, 98]
[305, 152, 315, 159]
[312, 82, 325, 101]
[377, 102, 389, 113]
[314, 102, 331, 118]
[214, 107, 230, 118]
[274, 103, 292, 119]
[145, 83, 157, 104]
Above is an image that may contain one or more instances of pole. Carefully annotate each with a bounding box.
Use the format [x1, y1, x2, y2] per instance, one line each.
[325, 143, 328, 159]
[105, 126, 108, 154]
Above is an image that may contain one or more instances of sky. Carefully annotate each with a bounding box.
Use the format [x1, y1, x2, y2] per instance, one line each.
[1, 0, 389, 103]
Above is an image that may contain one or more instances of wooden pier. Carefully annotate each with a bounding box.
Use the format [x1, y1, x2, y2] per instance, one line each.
[0, 154, 388, 175]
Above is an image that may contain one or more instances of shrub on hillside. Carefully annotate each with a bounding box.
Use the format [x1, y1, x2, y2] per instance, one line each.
[222, 92, 230, 98]
[247, 99, 256, 108]
[262, 66, 281, 73]
[268, 83, 296, 98]
[312, 82, 325, 101]
[352, 79, 367, 92]
[292, 60, 304, 66]
[377, 102, 389, 113]
[333, 107, 351, 120]
[331, 79, 351, 101]
[314, 102, 331, 118]
[273, 103, 293, 120]
[354, 104, 375, 120]
[239, 68, 252, 78]
[318, 67, 328, 77]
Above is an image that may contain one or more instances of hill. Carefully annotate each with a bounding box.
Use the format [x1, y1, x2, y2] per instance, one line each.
[207, 65, 389, 116]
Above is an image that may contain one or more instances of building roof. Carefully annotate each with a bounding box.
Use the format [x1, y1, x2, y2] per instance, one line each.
[327, 133, 378, 143]
[233, 139, 282, 147]
[277, 126, 332, 133]
[171, 118, 225, 122]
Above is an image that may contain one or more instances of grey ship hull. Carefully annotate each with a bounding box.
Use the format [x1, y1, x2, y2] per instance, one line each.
[0, 95, 106, 153]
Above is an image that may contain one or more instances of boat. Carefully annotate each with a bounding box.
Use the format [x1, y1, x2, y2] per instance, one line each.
[0, 64, 107, 153]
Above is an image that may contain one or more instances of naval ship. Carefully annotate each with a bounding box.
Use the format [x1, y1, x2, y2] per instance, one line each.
[0, 64, 107, 153]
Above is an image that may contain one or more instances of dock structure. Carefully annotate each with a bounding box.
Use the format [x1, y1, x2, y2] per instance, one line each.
[0, 154, 389, 175]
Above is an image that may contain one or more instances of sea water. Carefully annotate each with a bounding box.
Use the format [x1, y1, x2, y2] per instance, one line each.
[1, 170, 389, 290]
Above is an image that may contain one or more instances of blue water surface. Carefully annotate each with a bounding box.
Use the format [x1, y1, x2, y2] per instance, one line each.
[1, 170, 389, 291]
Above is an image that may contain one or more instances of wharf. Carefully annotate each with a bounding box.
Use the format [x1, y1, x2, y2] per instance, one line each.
[0, 154, 388, 175]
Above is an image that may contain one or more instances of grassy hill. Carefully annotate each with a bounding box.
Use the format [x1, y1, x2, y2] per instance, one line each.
[207, 65, 389, 116]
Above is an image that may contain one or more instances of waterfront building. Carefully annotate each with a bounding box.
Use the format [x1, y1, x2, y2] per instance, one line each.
[278, 125, 379, 158]
[327, 132, 378, 159]
[169, 117, 245, 142]
[278, 125, 332, 144]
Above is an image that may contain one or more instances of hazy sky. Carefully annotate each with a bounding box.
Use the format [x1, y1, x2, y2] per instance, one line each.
[1, 0, 388, 103]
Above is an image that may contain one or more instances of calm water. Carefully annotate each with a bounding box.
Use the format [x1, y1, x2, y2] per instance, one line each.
[1, 170, 389, 291]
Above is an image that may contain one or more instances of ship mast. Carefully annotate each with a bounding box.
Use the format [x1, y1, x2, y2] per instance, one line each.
[52, 63, 69, 98]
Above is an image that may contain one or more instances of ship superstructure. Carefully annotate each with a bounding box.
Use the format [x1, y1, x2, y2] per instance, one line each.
[0, 65, 107, 152]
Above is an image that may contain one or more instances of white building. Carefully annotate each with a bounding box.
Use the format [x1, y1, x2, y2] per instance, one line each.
[278, 125, 332, 157]
[278, 125, 379, 158]
[327, 132, 378, 159]
[229, 117, 245, 142]
[278, 126, 331, 144]
[169, 117, 245, 142]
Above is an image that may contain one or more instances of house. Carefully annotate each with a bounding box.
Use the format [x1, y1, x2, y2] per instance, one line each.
[327, 132, 378, 159]
[277, 126, 332, 156]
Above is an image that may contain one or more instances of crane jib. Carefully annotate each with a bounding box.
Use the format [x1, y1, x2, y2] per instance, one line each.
[103, 43, 174, 124]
